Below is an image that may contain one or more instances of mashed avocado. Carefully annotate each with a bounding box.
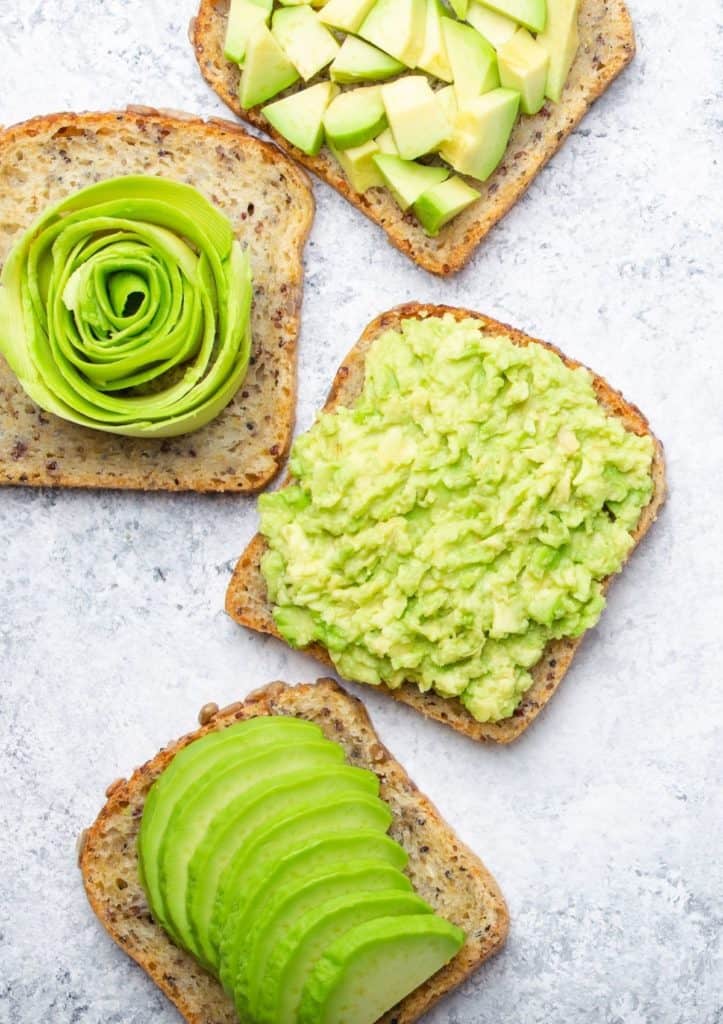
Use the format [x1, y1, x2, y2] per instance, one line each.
[260, 316, 654, 723]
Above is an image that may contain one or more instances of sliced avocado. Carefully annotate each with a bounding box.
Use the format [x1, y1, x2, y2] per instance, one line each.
[497, 26, 549, 113]
[358, 0, 426, 68]
[439, 87, 519, 180]
[272, 6, 340, 80]
[375, 127, 399, 155]
[416, 0, 452, 82]
[239, 22, 300, 107]
[435, 84, 457, 122]
[224, 0, 272, 63]
[441, 18, 499, 103]
[318, 0, 378, 32]
[413, 175, 481, 235]
[372, 154, 449, 210]
[186, 763, 379, 967]
[254, 891, 433, 1024]
[215, 831, 408, 990]
[329, 139, 385, 192]
[449, 0, 469, 16]
[324, 87, 388, 151]
[381, 76, 451, 160]
[157, 739, 346, 948]
[264, 81, 338, 155]
[298, 914, 466, 1024]
[536, 0, 579, 102]
[330, 36, 405, 83]
[465, 0, 518, 47]
[475, 0, 546, 33]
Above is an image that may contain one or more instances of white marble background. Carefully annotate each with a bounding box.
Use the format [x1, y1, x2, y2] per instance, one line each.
[0, 1, 721, 1021]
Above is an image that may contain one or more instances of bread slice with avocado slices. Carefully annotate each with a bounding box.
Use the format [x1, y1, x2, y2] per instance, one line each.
[0, 107, 313, 492]
[191, 0, 635, 274]
[226, 303, 666, 744]
[79, 678, 509, 1023]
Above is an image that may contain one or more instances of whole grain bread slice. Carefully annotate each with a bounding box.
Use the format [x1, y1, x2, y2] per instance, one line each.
[0, 107, 314, 492]
[79, 677, 509, 1024]
[226, 303, 666, 743]
[191, 0, 635, 275]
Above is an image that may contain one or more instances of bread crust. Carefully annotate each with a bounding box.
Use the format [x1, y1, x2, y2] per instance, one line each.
[191, 0, 635, 275]
[226, 303, 666, 742]
[0, 107, 314, 492]
[79, 678, 509, 1024]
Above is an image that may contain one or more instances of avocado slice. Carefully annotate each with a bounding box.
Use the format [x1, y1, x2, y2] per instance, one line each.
[239, 22, 300, 108]
[253, 891, 433, 1024]
[441, 18, 499, 103]
[215, 827, 406, 989]
[449, 0, 469, 17]
[264, 81, 338, 155]
[497, 26, 549, 113]
[475, 0, 546, 33]
[298, 914, 466, 1024]
[330, 36, 405, 84]
[416, 0, 452, 82]
[272, 6, 340, 80]
[413, 175, 481, 235]
[328, 139, 385, 192]
[318, 0, 378, 32]
[465, 0, 518, 47]
[372, 154, 449, 211]
[358, 0, 426, 68]
[324, 87, 388, 151]
[381, 76, 451, 160]
[536, 0, 579, 102]
[223, 0, 272, 63]
[439, 87, 520, 180]
[186, 763, 379, 966]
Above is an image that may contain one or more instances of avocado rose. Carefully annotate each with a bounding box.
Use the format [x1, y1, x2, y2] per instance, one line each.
[0, 175, 253, 437]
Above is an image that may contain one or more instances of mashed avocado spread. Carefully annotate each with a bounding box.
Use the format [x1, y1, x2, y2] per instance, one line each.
[260, 316, 654, 723]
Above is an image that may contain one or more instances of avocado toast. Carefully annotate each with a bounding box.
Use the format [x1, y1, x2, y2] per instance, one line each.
[79, 678, 508, 1023]
[226, 304, 666, 742]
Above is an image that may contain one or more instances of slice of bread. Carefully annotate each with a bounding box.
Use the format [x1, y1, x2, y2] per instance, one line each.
[226, 303, 666, 743]
[191, 0, 635, 275]
[79, 677, 509, 1024]
[0, 107, 314, 492]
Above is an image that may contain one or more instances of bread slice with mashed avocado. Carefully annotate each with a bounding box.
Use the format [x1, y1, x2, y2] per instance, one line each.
[226, 304, 666, 743]
[79, 678, 508, 1023]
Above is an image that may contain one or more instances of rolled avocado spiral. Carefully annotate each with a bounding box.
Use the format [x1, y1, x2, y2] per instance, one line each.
[0, 175, 253, 437]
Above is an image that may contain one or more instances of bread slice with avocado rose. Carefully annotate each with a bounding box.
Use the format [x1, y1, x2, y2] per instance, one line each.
[226, 303, 666, 744]
[79, 678, 508, 1024]
[191, 0, 635, 275]
[0, 107, 313, 492]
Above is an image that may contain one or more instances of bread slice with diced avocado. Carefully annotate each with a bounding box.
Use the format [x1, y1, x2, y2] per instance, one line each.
[225, 304, 666, 744]
[79, 678, 509, 1023]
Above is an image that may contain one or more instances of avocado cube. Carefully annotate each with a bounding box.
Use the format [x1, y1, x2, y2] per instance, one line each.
[239, 23, 300, 108]
[439, 87, 519, 180]
[374, 127, 399, 155]
[536, 0, 579, 102]
[318, 0, 378, 32]
[263, 81, 338, 155]
[449, 0, 469, 16]
[329, 138, 386, 192]
[372, 154, 449, 210]
[413, 175, 481, 235]
[358, 0, 426, 68]
[416, 0, 453, 83]
[330, 36, 405, 83]
[435, 84, 457, 122]
[381, 76, 451, 160]
[324, 87, 388, 150]
[272, 6, 340, 80]
[474, 0, 546, 33]
[497, 26, 549, 114]
[441, 18, 499, 104]
[465, 1, 518, 46]
[224, 0, 273, 64]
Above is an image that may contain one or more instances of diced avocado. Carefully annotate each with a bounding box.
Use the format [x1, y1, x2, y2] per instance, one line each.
[330, 36, 405, 83]
[441, 18, 499, 103]
[264, 81, 338, 155]
[272, 6, 340, 80]
[465, 0, 518, 47]
[239, 23, 300, 108]
[372, 154, 449, 210]
[413, 175, 481, 235]
[375, 127, 399, 155]
[254, 891, 433, 1024]
[416, 0, 452, 82]
[318, 0, 378, 32]
[324, 87, 388, 151]
[476, 0, 546, 32]
[449, 0, 469, 16]
[497, 26, 549, 114]
[381, 76, 451, 160]
[536, 0, 579, 102]
[358, 0, 426, 68]
[329, 139, 385, 192]
[224, 0, 272, 63]
[298, 914, 466, 1024]
[439, 87, 519, 180]
[435, 84, 457, 122]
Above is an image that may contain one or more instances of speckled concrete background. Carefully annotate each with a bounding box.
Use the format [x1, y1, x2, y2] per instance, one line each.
[0, 1, 721, 1021]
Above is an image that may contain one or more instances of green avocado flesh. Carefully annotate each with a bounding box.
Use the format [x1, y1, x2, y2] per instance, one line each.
[139, 719, 464, 1024]
[0, 176, 253, 438]
[259, 315, 655, 723]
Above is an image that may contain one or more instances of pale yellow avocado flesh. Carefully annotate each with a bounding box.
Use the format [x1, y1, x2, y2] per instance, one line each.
[536, 0, 580, 102]
[381, 76, 451, 160]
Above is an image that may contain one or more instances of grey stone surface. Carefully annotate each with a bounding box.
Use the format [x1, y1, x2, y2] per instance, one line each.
[0, 0, 721, 1021]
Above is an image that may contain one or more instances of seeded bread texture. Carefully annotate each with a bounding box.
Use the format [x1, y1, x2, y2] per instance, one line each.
[79, 678, 509, 1024]
[0, 108, 314, 492]
[191, 0, 635, 275]
[226, 303, 666, 743]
